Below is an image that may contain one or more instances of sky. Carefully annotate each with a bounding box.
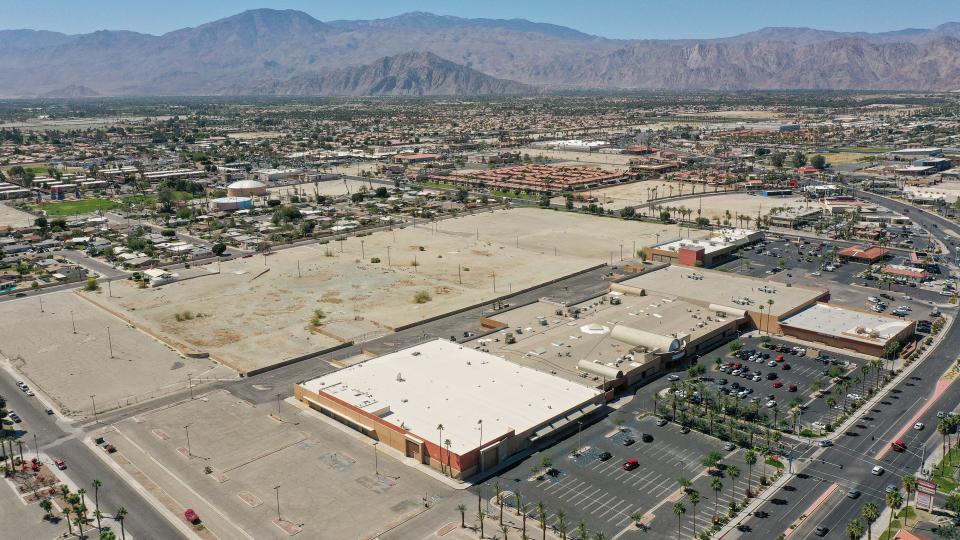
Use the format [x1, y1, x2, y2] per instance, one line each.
[2, 0, 960, 39]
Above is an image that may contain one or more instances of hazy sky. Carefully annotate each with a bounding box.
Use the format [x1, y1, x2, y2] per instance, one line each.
[3, 0, 960, 39]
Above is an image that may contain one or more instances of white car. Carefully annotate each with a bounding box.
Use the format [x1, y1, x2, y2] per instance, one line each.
[768, 360, 778, 367]
[847, 393, 861, 401]
[868, 296, 880, 303]
[811, 271, 822, 277]
[872, 466, 885, 476]
[752, 375, 762, 382]
[914, 422, 925, 430]
[766, 400, 777, 408]
[812, 421, 826, 430]
[667, 374, 680, 381]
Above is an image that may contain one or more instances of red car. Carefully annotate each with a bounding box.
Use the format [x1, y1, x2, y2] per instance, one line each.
[54, 458, 66, 470]
[775, 354, 785, 362]
[772, 381, 783, 388]
[184, 508, 200, 524]
[622, 459, 639, 471]
[891, 440, 907, 453]
[788, 384, 798, 392]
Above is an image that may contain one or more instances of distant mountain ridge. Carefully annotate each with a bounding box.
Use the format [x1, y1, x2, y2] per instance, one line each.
[1, 9, 959, 96]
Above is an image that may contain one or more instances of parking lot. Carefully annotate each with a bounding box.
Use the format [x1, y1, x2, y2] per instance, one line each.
[483, 411, 751, 539]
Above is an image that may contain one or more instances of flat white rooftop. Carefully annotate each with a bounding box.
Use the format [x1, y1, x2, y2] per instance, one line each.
[300, 339, 602, 454]
[780, 303, 911, 344]
[652, 229, 760, 255]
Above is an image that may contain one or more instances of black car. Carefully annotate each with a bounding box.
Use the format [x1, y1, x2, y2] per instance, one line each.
[622, 438, 635, 446]
[598, 451, 612, 461]
[814, 526, 829, 537]
[641, 433, 653, 443]
[766, 372, 778, 380]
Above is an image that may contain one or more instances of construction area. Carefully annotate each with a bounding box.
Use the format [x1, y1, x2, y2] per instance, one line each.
[86, 208, 689, 374]
[0, 291, 230, 417]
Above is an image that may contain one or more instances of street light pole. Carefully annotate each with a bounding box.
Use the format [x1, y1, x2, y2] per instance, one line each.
[90, 395, 99, 424]
[276, 393, 282, 421]
[373, 441, 379, 475]
[187, 373, 194, 399]
[184, 424, 192, 457]
[106, 326, 114, 358]
[71, 310, 76, 334]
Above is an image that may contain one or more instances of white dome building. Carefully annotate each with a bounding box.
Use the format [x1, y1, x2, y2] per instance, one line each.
[227, 179, 267, 197]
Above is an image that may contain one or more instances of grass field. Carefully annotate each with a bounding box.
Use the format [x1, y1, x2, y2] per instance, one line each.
[30, 198, 119, 216]
[832, 147, 889, 153]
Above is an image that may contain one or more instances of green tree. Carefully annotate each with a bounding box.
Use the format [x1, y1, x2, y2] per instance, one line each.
[710, 476, 724, 518]
[39, 498, 53, 520]
[770, 152, 786, 168]
[902, 475, 917, 526]
[810, 154, 827, 170]
[115, 507, 128, 540]
[688, 489, 700, 537]
[862, 502, 879, 540]
[672, 502, 686, 540]
[846, 518, 865, 540]
[744, 450, 757, 498]
[791, 151, 807, 168]
[211, 242, 226, 256]
[457, 504, 466, 528]
[885, 490, 903, 538]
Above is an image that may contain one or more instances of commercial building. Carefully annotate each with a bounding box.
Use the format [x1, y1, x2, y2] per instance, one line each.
[295, 339, 602, 479]
[878, 264, 930, 283]
[209, 196, 253, 212]
[643, 229, 763, 268]
[837, 245, 889, 264]
[768, 207, 823, 228]
[779, 303, 914, 357]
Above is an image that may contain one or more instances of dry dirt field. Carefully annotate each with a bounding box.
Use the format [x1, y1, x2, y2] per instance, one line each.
[0, 291, 230, 417]
[0, 202, 36, 228]
[556, 179, 712, 210]
[88, 208, 700, 374]
[266, 178, 378, 200]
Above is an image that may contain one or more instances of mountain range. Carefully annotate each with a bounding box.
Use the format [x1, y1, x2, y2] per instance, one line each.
[1, 9, 960, 97]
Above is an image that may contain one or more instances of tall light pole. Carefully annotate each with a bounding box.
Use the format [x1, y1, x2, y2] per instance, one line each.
[106, 326, 114, 358]
[71, 310, 76, 334]
[90, 395, 99, 424]
[477, 419, 484, 474]
[276, 393, 282, 421]
[183, 424, 192, 457]
[187, 373, 194, 399]
[373, 441, 379, 475]
[274, 485, 282, 521]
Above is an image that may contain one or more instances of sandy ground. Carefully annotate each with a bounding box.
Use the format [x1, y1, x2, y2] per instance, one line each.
[520, 147, 632, 170]
[0, 291, 230, 417]
[114, 390, 452, 540]
[267, 178, 380, 200]
[554, 179, 712, 210]
[678, 110, 782, 119]
[0, 202, 36, 228]
[672, 192, 813, 222]
[90, 208, 701, 374]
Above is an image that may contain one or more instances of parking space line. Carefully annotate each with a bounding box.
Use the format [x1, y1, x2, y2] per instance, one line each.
[598, 499, 625, 519]
[631, 470, 657, 487]
[574, 488, 603, 506]
[611, 503, 635, 523]
[585, 494, 616, 513]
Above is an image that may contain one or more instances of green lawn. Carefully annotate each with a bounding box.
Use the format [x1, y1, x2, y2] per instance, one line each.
[931, 445, 960, 493]
[831, 146, 889, 153]
[415, 180, 459, 191]
[30, 198, 120, 217]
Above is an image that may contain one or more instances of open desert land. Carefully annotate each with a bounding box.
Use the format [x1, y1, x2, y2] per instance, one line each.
[556, 179, 708, 210]
[85, 208, 698, 374]
[0, 290, 231, 417]
[266, 177, 380, 199]
[0, 202, 37, 228]
[669, 192, 814, 222]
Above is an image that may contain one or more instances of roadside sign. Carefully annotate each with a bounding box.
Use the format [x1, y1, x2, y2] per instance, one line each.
[917, 479, 937, 494]
[916, 490, 934, 512]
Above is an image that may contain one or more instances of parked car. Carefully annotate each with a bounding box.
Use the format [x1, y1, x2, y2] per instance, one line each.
[54, 458, 66, 470]
[788, 384, 798, 392]
[847, 489, 861, 499]
[679, 426, 691, 434]
[622, 438, 635, 447]
[641, 433, 653, 443]
[915, 422, 925, 430]
[598, 451, 612, 461]
[622, 459, 639, 471]
[184, 508, 201, 524]
[814, 526, 829, 537]
[667, 374, 680, 382]
[655, 417, 668, 427]
[772, 381, 783, 388]
[891, 440, 907, 452]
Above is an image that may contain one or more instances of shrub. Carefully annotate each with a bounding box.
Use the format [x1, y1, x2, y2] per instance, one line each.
[83, 277, 100, 291]
[310, 309, 325, 326]
[370, 257, 381, 263]
[161, 228, 176, 237]
[414, 290, 432, 304]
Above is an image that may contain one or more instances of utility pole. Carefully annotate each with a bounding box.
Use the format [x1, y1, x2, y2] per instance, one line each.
[184, 424, 192, 457]
[90, 395, 99, 424]
[71, 310, 76, 334]
[108, 279, 112, 297]
[187, 373, 194, 399]
[387, 245, 391, 267]
[373, 441, 379, 475]
[360, 240, 365, 259]
[297, 260, 301, 278]
[107, 326, 114, 358]
[39, 296, 44, 313]
[276, 393, 282, 421]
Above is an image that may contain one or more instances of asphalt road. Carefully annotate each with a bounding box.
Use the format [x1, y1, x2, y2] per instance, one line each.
[733, 194, 960, 539]
[0, 374, 186, 539]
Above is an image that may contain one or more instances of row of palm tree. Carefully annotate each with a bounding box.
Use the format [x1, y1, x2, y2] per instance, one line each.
[53, 479, 128, 540]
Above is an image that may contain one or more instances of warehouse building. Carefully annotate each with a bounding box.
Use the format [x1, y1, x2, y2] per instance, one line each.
[295, 339, 603, 479]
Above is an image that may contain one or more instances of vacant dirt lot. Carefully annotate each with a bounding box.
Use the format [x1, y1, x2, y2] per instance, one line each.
[0, 202, 35, 228]
[0, 291, 230, 417]
[89, 208, 700, 374]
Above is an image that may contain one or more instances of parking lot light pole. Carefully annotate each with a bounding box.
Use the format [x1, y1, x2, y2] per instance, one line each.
[577, 421, 583, 453]
[90, 395, 99, 424]
[373, 441, 379, 475]
[274, 485, 282, 521]
[71, 310, 76, 334]
[184, 424, 192, 457]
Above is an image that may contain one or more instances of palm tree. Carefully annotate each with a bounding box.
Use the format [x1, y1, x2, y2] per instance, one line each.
[594, 533, 606, 540]
[557, 510, 567, 540]
[766, 299, 775, 335]
[862, 502, 879, 540]
[630, 511, 644, 529]
[846, 518, 866, 540]
[519, 502, 528, 538]
[458, 504, 467, 528]
[115, 507, 128, 540]
[710, 476, 724, 518]
[435, 424, 446, 473]
[744, 450, 757, 498]
[727, 465, 741, 504]
[672, 502, 686, 540]
[536, 501, 547, 540]
[758, 305, 765, 335]
[92, 479, 103, 531]
[494, 481, 503, 525]
[476, 511, 485, 538]
[939, 420, 951, 473]
[677, 476, 691, 493]
[688, 489, 700, 536]
[886, 490, 903, 538]
[514, 491, 523, 517]
[577, 520, 588, 540]
[444, 439, 453, 476]
[63, 506, 73, 536]
[902, 475, 917, 525]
